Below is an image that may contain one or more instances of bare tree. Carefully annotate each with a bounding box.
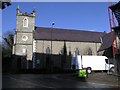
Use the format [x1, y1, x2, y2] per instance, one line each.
[2, 30, 14, 72]
[0, 0, 11, 9]
[2, 31, 14, 57]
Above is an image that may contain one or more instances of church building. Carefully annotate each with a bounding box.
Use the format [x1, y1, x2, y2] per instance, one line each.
[12, 7, 106, 70]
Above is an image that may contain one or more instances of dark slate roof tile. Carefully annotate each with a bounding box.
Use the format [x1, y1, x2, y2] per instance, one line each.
[98, 31, 115, 52]
[34, 27, 106, 43]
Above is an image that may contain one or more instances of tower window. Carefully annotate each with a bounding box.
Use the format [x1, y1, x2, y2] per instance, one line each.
[22, 48, 26, 54]
[23, 17, 28, 27]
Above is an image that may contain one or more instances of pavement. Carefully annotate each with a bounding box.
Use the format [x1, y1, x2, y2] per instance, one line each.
[2, 72, 120, 89]
[56, 72, 120, 87]
[86, 72, 120, 87]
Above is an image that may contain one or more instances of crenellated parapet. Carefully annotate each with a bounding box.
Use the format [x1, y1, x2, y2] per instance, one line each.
[16, 5, 35, 17]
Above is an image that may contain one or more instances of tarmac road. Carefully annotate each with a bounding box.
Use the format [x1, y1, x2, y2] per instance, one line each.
[2, 73, 120, 89]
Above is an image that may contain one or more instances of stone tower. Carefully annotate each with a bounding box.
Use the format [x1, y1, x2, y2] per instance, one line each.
[12, 6, 35, 69]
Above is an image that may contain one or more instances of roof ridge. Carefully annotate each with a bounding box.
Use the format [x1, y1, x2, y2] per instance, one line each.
[35, 26, 104, 33]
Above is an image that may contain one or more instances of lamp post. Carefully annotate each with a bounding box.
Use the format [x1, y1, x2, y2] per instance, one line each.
[51, 22, 55, 55]
[51, 22, 55, 72]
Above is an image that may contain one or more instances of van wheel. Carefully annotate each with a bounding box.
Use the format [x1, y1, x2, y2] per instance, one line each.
[87, 67, 92, 74]
[110, 67, 114, 73]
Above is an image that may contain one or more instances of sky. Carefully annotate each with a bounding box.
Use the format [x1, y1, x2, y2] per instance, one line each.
[2, 2, 116, 34]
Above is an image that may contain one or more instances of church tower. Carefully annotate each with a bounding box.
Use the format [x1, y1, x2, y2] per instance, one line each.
[12, 6, 35, 69]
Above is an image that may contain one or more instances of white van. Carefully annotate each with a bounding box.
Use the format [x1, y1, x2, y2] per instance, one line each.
[71, 55, 114, 73]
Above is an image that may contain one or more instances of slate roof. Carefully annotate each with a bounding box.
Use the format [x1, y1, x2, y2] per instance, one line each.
[98, 31, 115, 52]
[34, 27, 106, 43]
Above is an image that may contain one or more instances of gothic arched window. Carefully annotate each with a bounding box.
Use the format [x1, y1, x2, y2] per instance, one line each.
[87, 48, 92, 55]
[23, 17, 28, 27]
[46, 47, 51, 54]
[75, 48, 80, 56]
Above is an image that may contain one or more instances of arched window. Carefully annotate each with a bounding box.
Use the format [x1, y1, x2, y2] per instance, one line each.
[23, 17, 28, 27]
[75, 48, 80, 56]
[46, 47, 51, 54]
[22, 45, 27, 55]
[22, 48, 26, 54]
[87, 48, 92, 55]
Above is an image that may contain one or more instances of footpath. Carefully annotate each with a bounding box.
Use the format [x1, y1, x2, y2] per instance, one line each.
[86, 72, 120, 87]
[56, 72, 120, 88]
